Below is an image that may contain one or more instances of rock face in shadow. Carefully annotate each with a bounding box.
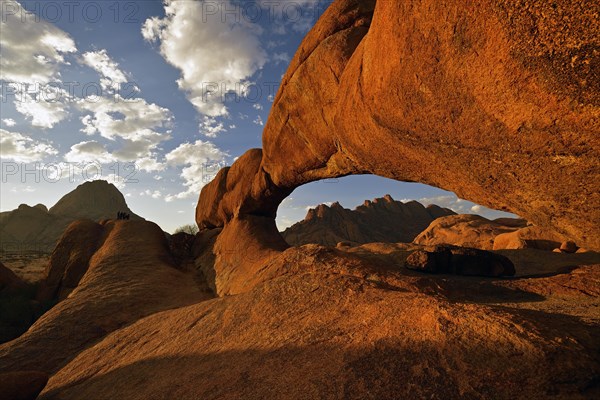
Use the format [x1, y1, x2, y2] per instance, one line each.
[195, 0, 599, 296]
[414, 214, 526, 250]
[0, 370, 48, 400]
[0, 219, 212, 375]
[36, 220, 105, 302]
[282, 196, 456, 246]
[405, 245, 516, 277]
[0, 180, 142, 252]
[0, 261, 25, 292]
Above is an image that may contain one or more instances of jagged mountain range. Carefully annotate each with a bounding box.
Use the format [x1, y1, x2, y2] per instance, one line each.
[282, 194, 457, 246]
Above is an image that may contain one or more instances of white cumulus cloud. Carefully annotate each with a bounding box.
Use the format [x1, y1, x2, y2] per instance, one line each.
[1, 0, 77, 128]
[76, 95, 172, 170]
[142, 0, 267, 116]
[0, 0, 76, 84]
[80, 49, 131, 92]
[200, 116, 227, 138]
[0, 128, 58, 162]
[64, 140, 115, 164]
[2, 118, 16, 127]
[164, 140, 227, 201]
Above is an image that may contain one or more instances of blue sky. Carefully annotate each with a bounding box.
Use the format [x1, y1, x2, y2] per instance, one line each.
[0, 0, 515, 233]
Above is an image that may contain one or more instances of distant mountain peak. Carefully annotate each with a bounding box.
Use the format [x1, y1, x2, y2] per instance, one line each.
[283, 196, 456, 246]
[49, 180, 140, 221]
[1, 180, 142, 252]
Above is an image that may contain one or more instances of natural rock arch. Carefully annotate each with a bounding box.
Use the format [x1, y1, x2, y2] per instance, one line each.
[196, 0, 600, 295]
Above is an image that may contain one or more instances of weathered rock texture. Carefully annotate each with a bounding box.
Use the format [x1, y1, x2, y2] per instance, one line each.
[36, 220, 105, 302]
[283, 196, 455, 246]
[0, 2, 598, 397]
[0, 219, 212, 375]
[195, 0, 600, 296]
[414, 214, 525, 250]
[493, 226, 566, 250]
[38, 255, 600, 400]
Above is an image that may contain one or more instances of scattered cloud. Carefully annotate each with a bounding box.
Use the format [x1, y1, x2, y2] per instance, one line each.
[140, 189, 163, 199]
[142, 0, 267, 116]
[64, 140, 115, 164]
[0, 0, 76, 84]
[77, 95, 171, 141]
[1, 0, 77, 128]
[253, 115, 264, 126]
[14, 89, 72, 128]
[0, 128, 58, 162]
[200, 116, 227, 138]
[2, 118, 16, 127]
[76, 95, 172, 170]
[470, 204, 483, 213]
[272, 52, 291, 64]
[80, 49, 131, 92]
[164, 140, 227, 201]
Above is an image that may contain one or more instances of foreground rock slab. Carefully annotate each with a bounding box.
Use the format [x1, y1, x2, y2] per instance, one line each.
[39, 257, 599, 400]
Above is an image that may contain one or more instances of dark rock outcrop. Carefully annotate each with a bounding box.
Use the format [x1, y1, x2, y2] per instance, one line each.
[405, 246, 516, 277]
[0, 370, 48, 400]
[0, 261, 25, 292]
[36, 220, 105, 302]
[560, 240, 578, 253]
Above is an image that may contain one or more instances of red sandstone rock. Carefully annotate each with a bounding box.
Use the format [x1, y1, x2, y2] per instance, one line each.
[414, 214, 521, 250]
[493, 226, 565, 250]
